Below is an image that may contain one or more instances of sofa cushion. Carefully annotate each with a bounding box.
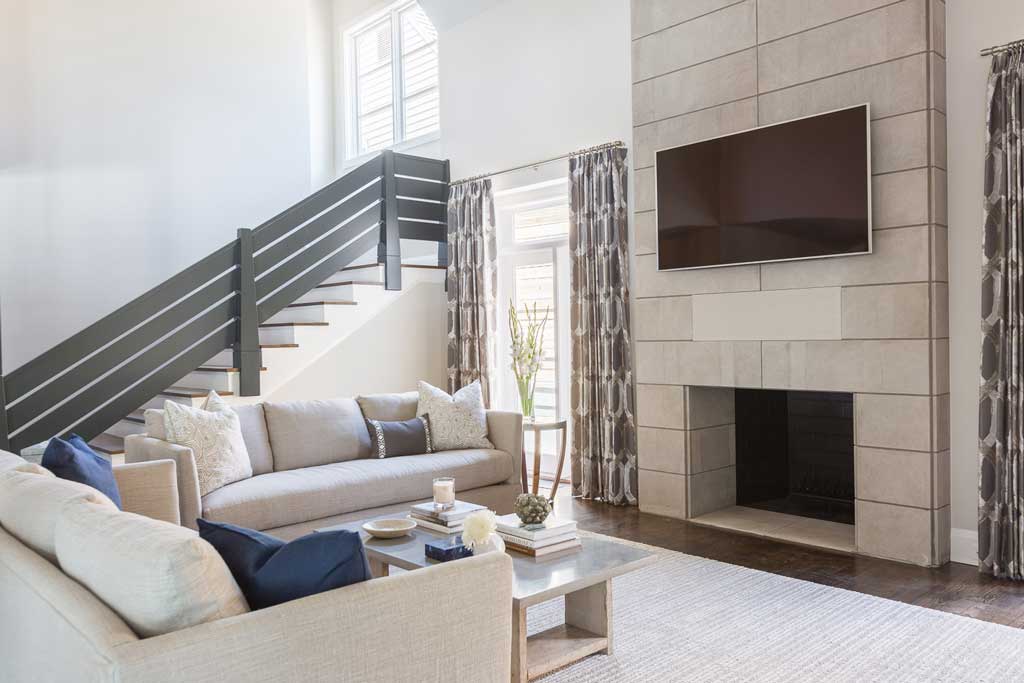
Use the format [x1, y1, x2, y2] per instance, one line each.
[417, 381, 493, 450]
[0, 450, 53, 476]
[357, 391, 419, 421]
[144, 403, 274, 475]
[0, 469, 116, 562]
[197, 519, 371, 609]
[56, 497, 249, 638]
[367, 416, 433, 458]
[263, 398, 371, 471]
[42, 434, 122, 508]
[202, 449, 514, 531]
[164, 393, 252, 497]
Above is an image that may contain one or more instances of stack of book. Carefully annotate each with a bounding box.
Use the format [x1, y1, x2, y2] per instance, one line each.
[409, 500, 485, 534]
[495, 514, 580, 556]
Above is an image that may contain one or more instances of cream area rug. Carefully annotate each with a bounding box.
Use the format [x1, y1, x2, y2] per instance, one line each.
[527, 535, 1024, 682]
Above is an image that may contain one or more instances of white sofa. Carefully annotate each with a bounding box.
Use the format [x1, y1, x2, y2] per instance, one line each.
[125, 392, 523, 538]
[0, 450, 514, 683]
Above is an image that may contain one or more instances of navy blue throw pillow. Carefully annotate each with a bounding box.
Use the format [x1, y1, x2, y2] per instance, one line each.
[42, 434, 122, 509]
[197, 519, 372, 609]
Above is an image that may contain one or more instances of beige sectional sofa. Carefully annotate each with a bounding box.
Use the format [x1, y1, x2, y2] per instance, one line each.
[0, 449, 514, 682]
[125, 393, 523, 538]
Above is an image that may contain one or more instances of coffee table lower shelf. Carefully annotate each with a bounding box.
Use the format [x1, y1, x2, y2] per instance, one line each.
[525, 624, 609, 680]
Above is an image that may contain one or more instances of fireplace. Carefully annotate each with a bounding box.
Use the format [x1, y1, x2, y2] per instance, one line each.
[735, 389, 855, 526]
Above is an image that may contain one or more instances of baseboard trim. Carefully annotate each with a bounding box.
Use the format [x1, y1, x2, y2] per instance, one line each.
[950, 527, 978, 566]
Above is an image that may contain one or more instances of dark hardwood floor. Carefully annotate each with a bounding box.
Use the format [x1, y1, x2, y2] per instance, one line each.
[552, 488, 1024, 628]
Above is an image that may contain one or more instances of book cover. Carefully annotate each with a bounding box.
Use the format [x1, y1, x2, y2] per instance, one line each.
[505, 538, 582, 557]
[410, 516, 463, 534]
[410, 500, 485, 522]
[495, 513, 577, 541]
[424, 535, 473, 562]
[496, 530, 578, 550]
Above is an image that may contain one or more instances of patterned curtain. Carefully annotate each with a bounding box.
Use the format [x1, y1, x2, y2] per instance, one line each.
[980, 48, 1024, 579]
[569, 146, 637, 506]
[446, 180, 497, 407]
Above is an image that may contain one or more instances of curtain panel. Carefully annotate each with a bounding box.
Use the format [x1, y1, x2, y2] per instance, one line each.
[568, 147, 637, 506]
[980, 49, 1024, 578]
[446, 180, 498, 407]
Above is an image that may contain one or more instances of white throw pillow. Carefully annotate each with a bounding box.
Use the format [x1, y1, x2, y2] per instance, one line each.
[416, 380, 493, 451]
[144, 408, 167, 440]
[163, 391, 252, 497]
[56, 497, 249, 637]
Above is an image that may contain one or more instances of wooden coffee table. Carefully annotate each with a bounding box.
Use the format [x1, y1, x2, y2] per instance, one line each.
[320, 518, 656, 682]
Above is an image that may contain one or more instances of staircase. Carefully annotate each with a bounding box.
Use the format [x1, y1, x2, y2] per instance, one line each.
[0, 150, 450, 458]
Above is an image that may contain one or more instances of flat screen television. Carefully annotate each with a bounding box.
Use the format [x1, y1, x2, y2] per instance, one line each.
[655, 104, 871, 271]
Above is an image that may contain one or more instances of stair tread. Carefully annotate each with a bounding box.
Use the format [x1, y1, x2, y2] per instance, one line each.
[90, 434, 124, 455]
[260, 343, 299, 348]
[194, 366, 268, 373]
[315, 280, 384, 289]
[340, 263, 445, 272]
[286, 300, 357, 308]
[125, 411, 145, 424]
[260, 322, 329, 328]
[161, 386, 235, 398]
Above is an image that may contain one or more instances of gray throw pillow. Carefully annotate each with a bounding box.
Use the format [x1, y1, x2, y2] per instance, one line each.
[366, 416, 433, 458]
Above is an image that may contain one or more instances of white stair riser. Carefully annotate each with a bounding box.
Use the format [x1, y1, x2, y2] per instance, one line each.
[179, 370, 237, 393]
[139, 393, 205, 411]
[295, 284, 356, 304]
[264, 305, 330, 325]
[106, 420, 146, 438]
[340, 264, 384, 283]
[258, 326, 300, 345]
[206, 350, 235, 366]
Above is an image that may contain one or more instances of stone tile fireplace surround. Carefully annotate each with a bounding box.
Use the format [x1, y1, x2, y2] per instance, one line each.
[630, 0, 949, 566]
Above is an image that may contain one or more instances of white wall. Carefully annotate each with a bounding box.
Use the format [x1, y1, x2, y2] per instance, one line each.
[946, 0, 1024, 562]
[0, 0, 315, 371]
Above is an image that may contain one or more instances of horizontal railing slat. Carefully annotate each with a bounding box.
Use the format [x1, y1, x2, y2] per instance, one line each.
[253, 156, 383, 252]
[257, 229, 380, 323]
[54, 325, 237, 451]
[396, 176, 447, 203]
[255, 180, 382, 276]
[394, 153, 447, 182]
[3, 241, 238, 404]
[9, 299, 236, 449]
[6, 270, 238, 432]
[398, 221, 447, 242]
[255, 205, 382, 302]
[397, 198, 446, 223]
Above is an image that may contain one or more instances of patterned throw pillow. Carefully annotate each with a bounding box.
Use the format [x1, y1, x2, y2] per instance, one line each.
[416, 380, 493, 451]
[366, 416, 433, 458]
[163, 391, 252, 497]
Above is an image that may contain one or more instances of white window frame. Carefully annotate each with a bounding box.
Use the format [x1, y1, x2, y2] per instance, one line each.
[341, 0, 440, 167]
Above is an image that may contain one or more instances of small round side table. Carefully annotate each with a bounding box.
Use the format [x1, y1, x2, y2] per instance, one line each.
[521, 418, 568, 502]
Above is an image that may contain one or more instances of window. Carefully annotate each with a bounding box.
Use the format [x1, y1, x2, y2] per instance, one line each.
[345, 2, 440, 159]
[513, 204, 570, 243]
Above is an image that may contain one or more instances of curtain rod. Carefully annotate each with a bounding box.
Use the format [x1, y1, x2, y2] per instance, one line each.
[981, 38, 1024, 56]
[450, 140, 624, 185]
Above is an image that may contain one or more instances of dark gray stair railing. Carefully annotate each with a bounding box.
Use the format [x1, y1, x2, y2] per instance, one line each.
[0, 150, 449, 453]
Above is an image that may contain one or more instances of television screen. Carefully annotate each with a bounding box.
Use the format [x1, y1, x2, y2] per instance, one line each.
[655, 104, 871, 270]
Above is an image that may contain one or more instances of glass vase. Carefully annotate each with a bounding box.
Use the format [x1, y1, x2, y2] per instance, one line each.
[517, 376, 535, 420]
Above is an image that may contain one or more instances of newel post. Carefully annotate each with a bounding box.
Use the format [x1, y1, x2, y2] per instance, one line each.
[379, 150, 402, 291]
[234, 228, 262, 396]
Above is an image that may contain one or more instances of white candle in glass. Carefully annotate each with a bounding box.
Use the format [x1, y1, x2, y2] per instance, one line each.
[433, 477, 455, 508]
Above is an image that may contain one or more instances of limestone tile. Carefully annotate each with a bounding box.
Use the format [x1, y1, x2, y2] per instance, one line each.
[633, 98, 758, 170]
[931, 282, 949, 337]
[632, 1, 756, 82]
[758, 0, 927, 92]
[636, 167, 655, 211]
[934, 449, 950, 508]
[758, 54, 928, 124]
[932, 168, 948, 226]
[841, 283, 930, 339]
[638, 427, 687, 475]
[633, 49, 757, 126]
[932, 393, 950, 451]
[760, 225, 930, 290]
[930, 0, 945, 56]
[772, 517, 857, 553]
[637, 341, 762, 388]
[637, 384, 687, 429]
[636, 254, 761, 298]
[931, 225, 949, 282]
[762, 340, 931, 394]
[688, 424, 736, 474]
[932, 338, 950, 395]
[639, 469, 688, 519]
[856, 499, 934, 566]
[757, 0, 895, 43]
[692, 288, 842, 341]
[634, 297, 693, 341]
[631, 0, 742, 38]
[931, 110, 947, 170]
[855, 393, 932, 451]
[685, 386, 736, 429]
[634, 210, 656, 255]
[873, 168, 930, 229]
[871, 111, 929, 175]
[933, 505, 951, 565]
[931, 53, 947, 113]
[688, 466, 736, 517]
[855, 446, 932, 508]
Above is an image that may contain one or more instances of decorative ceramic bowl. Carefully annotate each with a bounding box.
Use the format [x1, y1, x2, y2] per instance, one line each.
[362, 518, 416, 539]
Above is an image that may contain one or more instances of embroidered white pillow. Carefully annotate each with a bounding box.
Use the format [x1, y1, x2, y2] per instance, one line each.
[163, 391, 252, 496]
[416, 380, 493, 451]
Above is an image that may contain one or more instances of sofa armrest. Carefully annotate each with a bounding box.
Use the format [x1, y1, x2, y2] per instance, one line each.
[487, 410, 523, 488]
[124, 435, 201, 530]
[112, 552, 514, 683]
[113, 460, 181, 525]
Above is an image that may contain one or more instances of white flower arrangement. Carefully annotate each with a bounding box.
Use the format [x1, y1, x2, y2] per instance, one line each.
[508, 301, 550, 419]
[461, 509, 498, 550]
